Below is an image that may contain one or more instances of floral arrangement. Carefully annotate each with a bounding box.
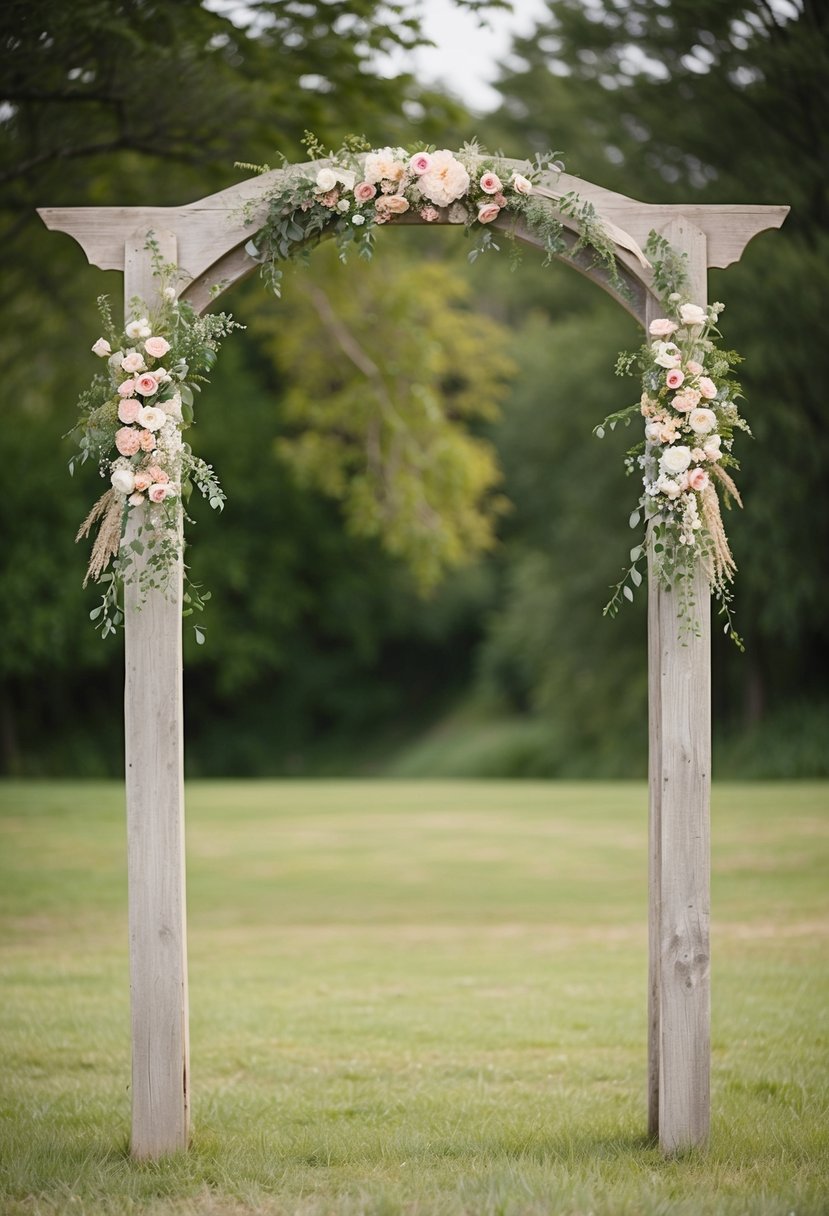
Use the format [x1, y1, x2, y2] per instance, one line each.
[241, 133, 633, 295]
[599, 234, 748, 646]
[72, 244, 240, 639]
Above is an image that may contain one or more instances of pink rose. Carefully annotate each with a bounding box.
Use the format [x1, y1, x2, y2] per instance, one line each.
[649, 318, 678, 338]
[409, 153, 431, 175]
[480, 172, 502, 195]
[698, 376, 717, 399]
[148, 483, 169, 504]
[353, 181, 376, 202]
[686, 360, 703, 375]
[688, 468, 710, 492]
[666, 369, 685, 390]
[139, 430, 156, 452]
[419, 206, 440, 222]
[118, 379, 136, 397]
[375, 194, 410, 215]
[146, 465, 169, 484]
[134, 472, 152, 492]
[121, 352, 145, 374]
[477, 202, 501, 224]
[118, 398, 141, 424]
[135, 373, 158, 397]
[115, 427, 141, 457]
[144, 336, 170, 358]
[510, 173, 533, 195]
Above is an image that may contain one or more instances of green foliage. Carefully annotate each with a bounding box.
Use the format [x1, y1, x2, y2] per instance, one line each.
[252, 246, 515, 591]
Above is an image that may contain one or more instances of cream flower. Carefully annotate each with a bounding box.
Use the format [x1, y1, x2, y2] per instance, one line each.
[688, 407, 717, 434]
[660, 444, 693, 475]
[679, 303, 707, 327]
[417, 150, 470, 207]
[91, 338, 111, 357]
[363, 148, 405, 185]
[137, 405, 166, 432]
[111, 467, 136, 495]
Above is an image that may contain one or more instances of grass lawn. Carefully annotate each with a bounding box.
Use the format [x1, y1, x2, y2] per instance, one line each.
[1, 779, 827, 1215]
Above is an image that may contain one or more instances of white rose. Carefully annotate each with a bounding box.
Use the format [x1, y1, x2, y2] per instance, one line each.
[139, 325, 151, 339]
[336, 198, 350, 213]
[91, 338, 111, 357]
[316, 167, 338, 191]
[111, 468, 136, 495]
[352, 214, 366, 226]
[137, 405, 166, 431]
[679, 303, 707, 327]
[659, 477, 682, 499]
[125, 318, 149, 340]
[660, 444, 693, 476]
[689, 407, 717, 434]
[645, 421, 663, 443]
[703, 435, 722, 461]
[417, 150, 470, 207]
[653, 342, 681, 369]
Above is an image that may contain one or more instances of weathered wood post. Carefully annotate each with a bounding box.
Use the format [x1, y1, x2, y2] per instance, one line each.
[647, 216, 711, 1153]
[123, 229, 190, 1159]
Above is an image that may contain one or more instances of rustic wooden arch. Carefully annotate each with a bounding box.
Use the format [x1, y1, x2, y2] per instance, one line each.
[39, 160, 787, 1162]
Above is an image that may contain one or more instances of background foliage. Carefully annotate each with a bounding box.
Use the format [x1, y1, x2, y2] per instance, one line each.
[2, 0, 826, 776]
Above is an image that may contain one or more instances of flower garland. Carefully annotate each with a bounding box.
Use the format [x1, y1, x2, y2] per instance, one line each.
[72, 244, 240, 639]
[599, 234, 748, 646]
[241, 134, 629, 295]
[72, 145, 749, 647]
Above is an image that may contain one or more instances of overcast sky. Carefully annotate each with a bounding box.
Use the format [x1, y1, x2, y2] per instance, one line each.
[381, 0, 548, 112]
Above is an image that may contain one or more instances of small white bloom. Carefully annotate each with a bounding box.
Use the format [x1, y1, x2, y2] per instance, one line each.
[645, 421, 662, 443]
[653, 341, 682, 369]
[689, 407, 717, 435]
[125, 317, 149, 340]
[352, 214, 366, 226]
[316, 167, 338, 191]
[111, 467, 136, 495]
[164, 286, 177, 301]
[336, 198, 350, 213]
[137, 405, 166, 431]
[679, 303, 707, 327]
[160, 392, 182, 419]
[138, 324, 152, 339]
[668, 292, 681, 303]
[91, 337, 111, 357]
[703, 435, 722, 461]
[660, 444, 693, 476]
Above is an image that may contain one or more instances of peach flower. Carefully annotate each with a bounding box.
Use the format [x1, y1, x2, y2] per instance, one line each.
[146, 465, 169, 484]
[118, 399, 141, 424]
[144, 336, 170, 358]
[115, 427, 141, 457]
[375, 194, 409, 215]
[133, 472, 152, 492]
[139, 430, 156, 452]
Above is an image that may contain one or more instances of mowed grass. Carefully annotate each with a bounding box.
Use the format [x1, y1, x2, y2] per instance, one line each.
[0, 780, 827, 1215]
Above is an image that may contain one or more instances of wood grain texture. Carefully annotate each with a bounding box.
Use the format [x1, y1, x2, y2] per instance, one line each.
[123, 228, 190, 1160]
[645, 286, 664, 1143]
[652, 217, 712, 1155]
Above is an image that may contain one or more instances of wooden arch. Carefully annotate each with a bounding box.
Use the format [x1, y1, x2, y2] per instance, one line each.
[38, 161, 787, 1162]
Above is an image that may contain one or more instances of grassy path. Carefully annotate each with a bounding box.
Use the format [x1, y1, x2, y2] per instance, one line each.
[1, 780, 827, 1214]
